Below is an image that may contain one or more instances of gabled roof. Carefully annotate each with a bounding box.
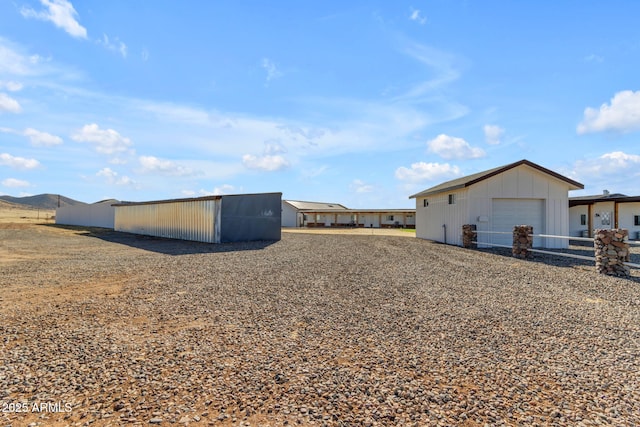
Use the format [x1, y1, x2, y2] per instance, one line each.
[283, 200, 348, 211]
[409, 159, 584, 199]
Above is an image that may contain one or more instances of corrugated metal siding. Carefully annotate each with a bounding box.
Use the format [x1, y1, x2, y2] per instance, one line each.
[114, 199, 219, 243]
[56, 203, 116, 228]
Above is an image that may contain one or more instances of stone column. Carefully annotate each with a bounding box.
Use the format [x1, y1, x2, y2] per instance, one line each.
[462, 224, 477, 249]
[594, 229, 630, 277]
[512, 225, 533, 259]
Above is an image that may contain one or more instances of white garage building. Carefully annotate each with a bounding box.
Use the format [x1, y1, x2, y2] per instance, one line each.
[409, 159, 584, 248]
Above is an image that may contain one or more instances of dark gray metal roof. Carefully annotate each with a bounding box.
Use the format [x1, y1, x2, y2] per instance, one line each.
[409, 159, 584, 199]
[113, 192, 281, 207]
[569, 193, 640, 207]
[299, 209, 415, 214]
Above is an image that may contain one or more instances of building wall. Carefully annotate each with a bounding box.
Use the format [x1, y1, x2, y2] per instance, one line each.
[415, 164, 573, 248]
[115, 193, 281, 243]
[590, 201, 615, 230]
[281, 202, 298, 227]
[619, 203, 640, 240]
[56, 202, 116, 229]
[115, 198, 220, 243]
[415, 188, 469, 246]
[569, 205, 589, 237]
[219, 193, 281, 242]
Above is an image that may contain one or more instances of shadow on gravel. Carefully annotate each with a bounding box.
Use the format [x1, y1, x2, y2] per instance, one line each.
[475, 244, 640, 283]
[44, 224, 278, 255]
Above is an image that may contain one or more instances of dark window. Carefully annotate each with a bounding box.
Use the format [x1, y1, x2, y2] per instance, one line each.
[423, 199, 428, 207]
[635, 215, 640, 226]
[448, 194, 455, 205]
[580, 214, 586, 226]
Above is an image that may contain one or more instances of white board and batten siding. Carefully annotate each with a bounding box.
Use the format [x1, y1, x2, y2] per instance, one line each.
[414, 162, 578, 249]
[415, 189, 468, 246]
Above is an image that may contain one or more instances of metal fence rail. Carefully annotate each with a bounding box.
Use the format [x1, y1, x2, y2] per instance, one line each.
[469, 230, 640, 269]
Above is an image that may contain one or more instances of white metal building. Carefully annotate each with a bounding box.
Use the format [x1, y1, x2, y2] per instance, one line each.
[55, 199, 118, 229]
[114, 192, 281, 243]
[409, 159, 584, 248]
[282, 200, 348, 227]
[302, 209, 416, 228]
[569, 191, 640, 240]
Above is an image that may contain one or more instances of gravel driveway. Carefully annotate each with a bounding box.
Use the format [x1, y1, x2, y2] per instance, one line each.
[1, 224, 639, 426]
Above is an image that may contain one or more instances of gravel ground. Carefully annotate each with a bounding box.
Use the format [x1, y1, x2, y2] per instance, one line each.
[1, 224, 639, 426]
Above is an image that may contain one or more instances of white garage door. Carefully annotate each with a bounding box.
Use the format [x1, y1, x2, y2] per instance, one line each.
[492, 199, 544, 247]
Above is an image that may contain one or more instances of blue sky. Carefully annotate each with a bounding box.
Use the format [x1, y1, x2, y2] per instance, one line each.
[1, 1, 640, 207]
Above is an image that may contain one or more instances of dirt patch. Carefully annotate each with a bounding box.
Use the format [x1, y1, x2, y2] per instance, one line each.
[283, 227, 415, 237]
[0, 273, 127, 315]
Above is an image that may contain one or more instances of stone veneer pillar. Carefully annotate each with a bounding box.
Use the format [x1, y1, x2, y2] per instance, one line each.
[462, 224, 477, 249]
[594, 229, 630, 277]
[512, 225, 533, 259]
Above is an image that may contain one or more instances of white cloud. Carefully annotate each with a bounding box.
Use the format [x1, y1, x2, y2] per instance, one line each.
[395, 162, 461, 183]
[71, 123, 133, 155]
[0, 81, 23, 91]
[409, 9, 427, 25]
[394, 43, 461, 103]
[213, 184, 236, 195]
[483, 124, 504, 145]
[427, 134, 485, 159]
[0, 153, 40, 169]
[96, 167, 135, 186]
[0, 93, 21, 113]
[261, 58, 282, 83]
[2, 178, 30, 188]
[577, 90, 640, 134]
[97, 34, 127, 58]
[141, 49, 149, 61]
[138, 155, 193, 176]
[570, 151, 640, 179]
[242, 154, 289, 171]
[21, 0, 87, 39]
[350, 179, 374, 193]
[24, 128, 63, 146]
[566, 151, 640, 194]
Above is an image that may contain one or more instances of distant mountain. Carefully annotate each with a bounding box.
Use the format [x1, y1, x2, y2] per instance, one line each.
[0, 194, 86, 210]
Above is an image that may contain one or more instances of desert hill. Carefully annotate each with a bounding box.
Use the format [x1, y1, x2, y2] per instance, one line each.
[0, 194, 85, 210]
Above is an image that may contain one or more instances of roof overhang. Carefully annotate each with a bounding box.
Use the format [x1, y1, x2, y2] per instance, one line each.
[409, 159, 584, 199]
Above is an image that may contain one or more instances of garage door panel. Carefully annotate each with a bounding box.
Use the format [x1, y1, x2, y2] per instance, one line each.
[492, 199, 544, 247]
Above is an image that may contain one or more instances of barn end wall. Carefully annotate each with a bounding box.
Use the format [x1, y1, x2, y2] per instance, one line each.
[467, 165, 571, 249]
[415, 164, 574, 248]
[56, 203, 116, 229]
[220, 193, 282, 242]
